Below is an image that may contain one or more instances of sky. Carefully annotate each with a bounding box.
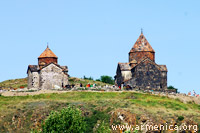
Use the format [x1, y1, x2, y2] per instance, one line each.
[0, 0, 200, 94]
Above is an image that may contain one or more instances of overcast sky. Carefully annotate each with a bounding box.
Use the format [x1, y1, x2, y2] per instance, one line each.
[0, 0, 200, 94]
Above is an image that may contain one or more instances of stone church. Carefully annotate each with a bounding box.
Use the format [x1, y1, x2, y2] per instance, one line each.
[115, 31, 167, 90]
[27, 46, 69, 89]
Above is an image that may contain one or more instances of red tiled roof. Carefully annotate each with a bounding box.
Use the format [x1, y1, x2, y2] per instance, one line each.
[130, 33, 155, 53]
[38, 46, 57, 59]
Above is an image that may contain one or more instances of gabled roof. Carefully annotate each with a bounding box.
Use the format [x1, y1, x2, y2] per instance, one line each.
[38, 46, 58, 59]
[132, 57, 167, 72]
[130, 59, 137, 64]
[135, 57, 157, 66]
[60, 66, 68, 72]
[130, 33, 155, 53]
[40, 62, 68, 73]
[159, 65, 168, 72]
[27, 65, 39, 73]
[27, 63, 68, 74]
[118, 62, 131, 71]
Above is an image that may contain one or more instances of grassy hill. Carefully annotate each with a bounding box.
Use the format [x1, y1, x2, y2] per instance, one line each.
[68, 77, 110, 87]
[0, 78, 199, 132]
[0, 77, 109, 90]
[0, 78, 28, 89]
[0, 91, 199, 132]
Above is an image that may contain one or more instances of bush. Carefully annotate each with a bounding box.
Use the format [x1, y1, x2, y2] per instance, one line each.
[94, 120, 111, 133]
[83, 75, 93, 80]
[85, 110, 110, 132]
[168, 85, 177, 90]
[168, 85, 178, 92]
[100, 75, 114, 84]
[96, 79, 101, 81]
[177, 116, 184, 121]
[42, 106, 86, 133]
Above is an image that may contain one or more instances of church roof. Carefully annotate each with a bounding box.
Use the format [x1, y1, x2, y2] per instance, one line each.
[41, 62, 68, 71]
[38, 46, 58, 59]
[130, 59, 137, 64]
[132, 57, 168, 72]
[130, 33, 155, 53]
[118, 62, 131, 71]
[27, 65, 39, 73]
[27, 64, 68, 74]
[159, 65, 168, 72]
[60, 66, 68, 72]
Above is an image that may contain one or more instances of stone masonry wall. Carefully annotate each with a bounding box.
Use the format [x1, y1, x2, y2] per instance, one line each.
[129, 51, 155, 63]
[39, 64, 68, 89]
[38, 57, 57, 69]
[126, 61, 167, 89]
[28, 70, 39, 89]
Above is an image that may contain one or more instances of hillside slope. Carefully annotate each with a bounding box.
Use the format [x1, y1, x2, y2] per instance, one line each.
[0, 92, 199, 132]
[0, 78, 27, 89]
[0, 77, 109, 90]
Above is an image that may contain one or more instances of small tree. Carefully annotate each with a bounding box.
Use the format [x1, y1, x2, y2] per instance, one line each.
[96, 79, 101, 81]
[42, 106, 86, 133]
[168, 85, 178, 92]
[168, 85, 176, 89]
[100, 75, 114, 84]
[83, 75, 93, 80]
[177, 116, 184, 121]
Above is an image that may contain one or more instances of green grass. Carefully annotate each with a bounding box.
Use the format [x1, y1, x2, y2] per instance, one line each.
[68, 77, 109, 87]
[0, 77, 109, 90]
[130, 93, 189, 110]
[0, 78, 27, 89]
[0, 92, 199, 132]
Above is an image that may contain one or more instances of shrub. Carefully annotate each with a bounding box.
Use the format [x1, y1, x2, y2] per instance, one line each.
[177, 116, 184, 121]
[94, 120, 111, 133]
[85, 110, 110, 132]
[42, 106, 86, 133]
[168, 85, 178, 90]
[83, 75, 93, 80]
[168, 85, 178, 92]
[96, 79, 101, 81]
[100, 75, 114, 84]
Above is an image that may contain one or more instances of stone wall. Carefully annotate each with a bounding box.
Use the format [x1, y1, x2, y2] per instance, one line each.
[27, 70, 39, 89]
[161, 71, 167, 89]
[116, 70, 132, 87]
[63, 74, 69, 87]
[38, 57, 57, 69]
[39, 64, 68, 89]
[129, 51, 155, 63]
[125, 61, 167, 90]
[115, 68, 123, 86]
[121, 71, 132, 81]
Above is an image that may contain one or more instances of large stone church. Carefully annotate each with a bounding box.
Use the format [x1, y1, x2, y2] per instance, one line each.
[115, 31, 167, 90]
[27, 46, 69, 89]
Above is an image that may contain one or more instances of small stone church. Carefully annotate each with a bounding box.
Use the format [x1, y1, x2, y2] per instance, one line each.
[115, 31, 167, 90]
[27, 46, 69, 89]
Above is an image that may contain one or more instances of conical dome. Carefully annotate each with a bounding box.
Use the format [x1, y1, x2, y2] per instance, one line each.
[130, 33, 155, 53]
[38, 45, 58, 68]
[129, 32, 155, 63]
[38, 46, 57, 59]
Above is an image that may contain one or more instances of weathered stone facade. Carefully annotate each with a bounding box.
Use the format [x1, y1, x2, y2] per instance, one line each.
[27, 46, 69, 89]
[115, 32, 167, 90]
